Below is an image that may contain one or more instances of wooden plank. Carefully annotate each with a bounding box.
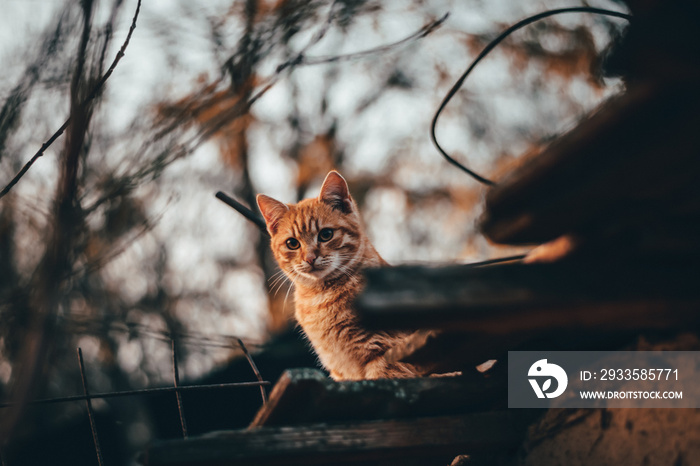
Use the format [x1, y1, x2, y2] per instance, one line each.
[142, 411, 535, 466]
[355, 261, 700, 333]
[480, 83, 700, 245]
[250, 368, 504, 428]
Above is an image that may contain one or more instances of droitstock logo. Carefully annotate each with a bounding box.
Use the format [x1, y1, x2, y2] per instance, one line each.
[528, 359, 568, 399]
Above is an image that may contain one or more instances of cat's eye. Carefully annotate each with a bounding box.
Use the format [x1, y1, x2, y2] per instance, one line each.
[318, 228, 333, 242]
[286, 238, 300, 250]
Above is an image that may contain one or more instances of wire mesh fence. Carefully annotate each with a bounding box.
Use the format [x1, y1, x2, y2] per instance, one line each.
[0, 338, 270, 466]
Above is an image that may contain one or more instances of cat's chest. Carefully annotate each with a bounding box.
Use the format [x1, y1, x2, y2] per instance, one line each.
[295, 291, 366, 378]
[295, 290, 353, 327]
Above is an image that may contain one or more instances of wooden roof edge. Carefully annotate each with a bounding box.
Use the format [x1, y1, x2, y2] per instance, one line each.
[142, 411, 537, 466]
[480, 81, 700, 244]
[356, 261, 700, 333]
[250, 368, 505, 428]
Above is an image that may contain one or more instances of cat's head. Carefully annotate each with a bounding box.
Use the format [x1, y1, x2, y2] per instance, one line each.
[256, 171, 364, 287]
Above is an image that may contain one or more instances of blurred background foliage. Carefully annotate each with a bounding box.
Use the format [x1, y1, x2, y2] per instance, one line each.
[0, 0, 627, 461]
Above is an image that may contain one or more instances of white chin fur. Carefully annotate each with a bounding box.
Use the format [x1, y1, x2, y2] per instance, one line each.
[303, 268, 331, 280]
[293, 268, 331, 283]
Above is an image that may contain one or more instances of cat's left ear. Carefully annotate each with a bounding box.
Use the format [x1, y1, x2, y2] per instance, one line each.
[257, 194, 288, 235]
[319, 171, 353, 213]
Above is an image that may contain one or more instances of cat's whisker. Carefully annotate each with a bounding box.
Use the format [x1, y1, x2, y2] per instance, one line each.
[282, 270, 299, 312]
[267, 269, 286, 282]
[270, 278, 285, 292]
[272, 275, 291, 297]
[337, 265, 356, 281]
[270, 277, 293, 296]
[269, 273, 286, 288]
[269, 276, 288, 295]
[270, 273, 289, 288]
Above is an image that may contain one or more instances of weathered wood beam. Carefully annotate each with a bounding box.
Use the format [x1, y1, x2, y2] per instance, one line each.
[250, 369, 504, 428]
[142, 411, 534, 466]
[480, 83, 700, 245]
[356, 262, 700, 333]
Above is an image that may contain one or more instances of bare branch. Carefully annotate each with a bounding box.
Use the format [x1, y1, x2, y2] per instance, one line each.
[0, 120, 71, 199]
[215, 191, 268, 235]
[278, 13, 449, 71]
[0, 12, 69, 160]
[0, 0, 142, 200]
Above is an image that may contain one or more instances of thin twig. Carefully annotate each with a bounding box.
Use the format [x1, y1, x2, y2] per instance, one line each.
[215, 191, 268, 234]
[78, 348, 104, 466]
[89, 0, 141, 101]
[237, 338, 268, 405]
[0, 0, 142, 199]
[275, 0, 340, 73]
[299, 13, 449, 67]
[171, 340, 189, 439]
[0, 120, 70, 199]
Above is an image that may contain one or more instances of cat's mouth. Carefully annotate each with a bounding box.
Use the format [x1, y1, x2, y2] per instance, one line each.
[297, 263, 330, 279]
[305, 265, 326, 275]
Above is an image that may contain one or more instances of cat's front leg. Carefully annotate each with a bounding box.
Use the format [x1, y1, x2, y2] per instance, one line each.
[362, 357, 387, 379]
[364, 357, 418, 379]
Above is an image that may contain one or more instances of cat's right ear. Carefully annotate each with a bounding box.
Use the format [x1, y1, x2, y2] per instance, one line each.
[256, 194, 288, 235]
[319, 171, 353, 213]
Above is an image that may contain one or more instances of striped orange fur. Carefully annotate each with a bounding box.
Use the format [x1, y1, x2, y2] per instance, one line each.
[257, 171, 421, 380]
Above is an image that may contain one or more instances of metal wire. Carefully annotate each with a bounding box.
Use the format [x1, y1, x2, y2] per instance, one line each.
[238, 338, 268, 405]
[171, 340, 189, 439]
[77, 348, 104, 466]
[431, 7, 632, 186]
[0, 381, 270, 408]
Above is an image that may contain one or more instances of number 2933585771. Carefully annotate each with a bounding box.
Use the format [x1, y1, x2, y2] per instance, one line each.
[580, 369, 678, 381]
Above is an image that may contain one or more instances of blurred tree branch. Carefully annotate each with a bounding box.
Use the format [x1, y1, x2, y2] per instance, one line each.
[289, 12, 448, 68]
[0, 14, 70, 164]
[0, 0, 142, 442]
[0, 0, 142, 200]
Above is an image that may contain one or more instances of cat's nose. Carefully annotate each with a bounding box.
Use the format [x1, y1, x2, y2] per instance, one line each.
[304, 253, 317, 265]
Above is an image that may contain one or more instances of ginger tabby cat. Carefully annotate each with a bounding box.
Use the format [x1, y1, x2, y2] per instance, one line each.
[257, 171, 422, 380]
